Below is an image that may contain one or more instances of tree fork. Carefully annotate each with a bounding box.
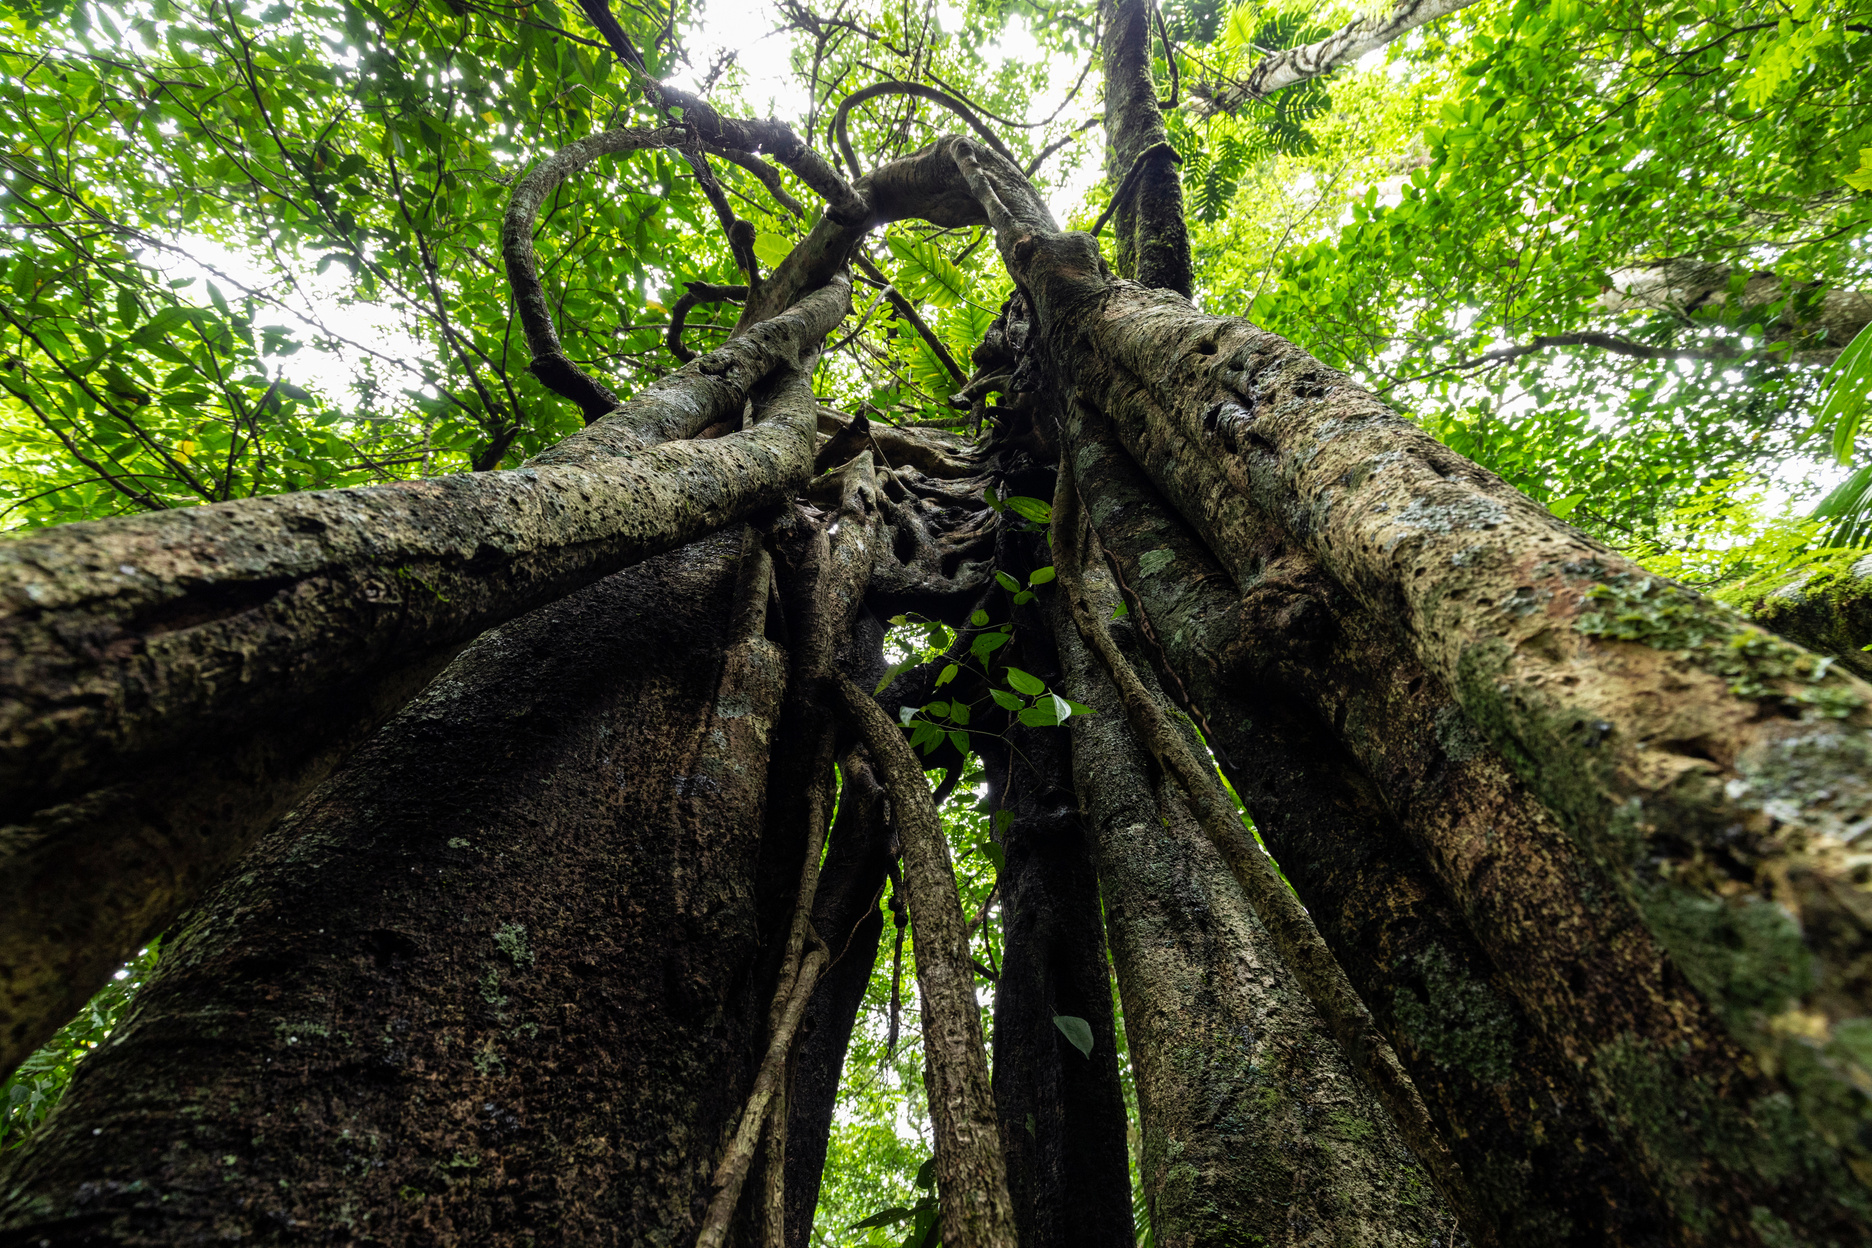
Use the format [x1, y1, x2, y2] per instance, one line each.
[0, 312, 841, 1083]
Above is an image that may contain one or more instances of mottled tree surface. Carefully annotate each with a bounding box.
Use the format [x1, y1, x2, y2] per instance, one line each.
[0, 531, 788, 1244]
[1061, 560, 1449, 1248]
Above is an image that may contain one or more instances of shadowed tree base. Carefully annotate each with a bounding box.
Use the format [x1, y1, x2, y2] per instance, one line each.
[0, 530, 790, 1245]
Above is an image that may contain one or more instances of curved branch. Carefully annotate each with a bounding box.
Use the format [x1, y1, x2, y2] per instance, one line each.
[703, 142, 808, 218]
[830, 81, 1022, 182]
[1378, 329, 1801, 392]
[1023, 117, 1101, 178]
[667, 280, 749, 364]
[502, 125, 683, 421]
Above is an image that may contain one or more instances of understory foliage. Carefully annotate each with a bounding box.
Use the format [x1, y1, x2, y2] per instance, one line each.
[2, 0, 1870, 1242]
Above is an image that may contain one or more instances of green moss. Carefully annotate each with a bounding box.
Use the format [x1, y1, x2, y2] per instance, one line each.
[1391, 946, 1516, 1084]
[1574, 574, 1862, 717]
[1715, 548, 1872, 615]
[493, 923, 536, 967]
[1634, 884, 1815, 1027]
[1324, 1109, 1375, 1142]
[1592, 1035, 1872, 1237]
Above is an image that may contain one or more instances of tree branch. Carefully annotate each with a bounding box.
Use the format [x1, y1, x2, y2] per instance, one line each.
[1192, 0, 1482, 115]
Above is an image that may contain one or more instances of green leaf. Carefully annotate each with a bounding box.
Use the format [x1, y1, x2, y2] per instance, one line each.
[1005, 667, 1045, 696]
[1028, 566, 1056, 585]
[885, 235, 968, 307]
[990, 687, 1022, 711]
[995, 570, 1020, 592]
[969, 609, 990, 627]
[976, 841, 1005, 873]
[851, 1206, 917, 1230]
[1049, 693, 1075, 724]
[926, 701, 951, 719]
[752, 233, 794, 268]
[947, 729, 970, 756]
[971, 631, 1010, 662]
[1817, 320, 1872, 466]
[1013, 590, 1035, 605]
[915, 1157, 937, 1191]
[1053, 1014, 1094, 1057]
[1002, 496, 1052, 524]
[1112, 600, 1130, 619]
[1018, 704, 1058, 728]
[935, 663, 959, 687]
[949, 701, 970, 726]
[1548, 493, 1587, 519]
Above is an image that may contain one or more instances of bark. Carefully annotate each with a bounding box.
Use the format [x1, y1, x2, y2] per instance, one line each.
[1100, 0, 1193, 297]
[972, 515, 1135, 1248]
[781, 752, 892, 1248]
[1064, 403, 1674, 1243]
[1190, 0, 1483, 116]
[0, 323, 841, 1084]
[0, 527, 789, 1245]
[1600, 261, 1872, 356]
[986, 210, 1872, 1238]
[1733, 550, 1872, 683]
[831, 674, 1017, 1248]
[1058, 555, 1454, 1248]
[1051, 469, 1476, 1228]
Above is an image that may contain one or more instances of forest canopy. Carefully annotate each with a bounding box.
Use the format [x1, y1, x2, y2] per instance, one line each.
[3, 0, 1872, 1245]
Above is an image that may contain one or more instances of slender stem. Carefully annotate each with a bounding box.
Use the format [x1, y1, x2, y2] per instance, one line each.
[832, 673, 1018, 1248]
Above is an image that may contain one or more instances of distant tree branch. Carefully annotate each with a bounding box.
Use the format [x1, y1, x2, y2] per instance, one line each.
[1191, 0, 1482, 115]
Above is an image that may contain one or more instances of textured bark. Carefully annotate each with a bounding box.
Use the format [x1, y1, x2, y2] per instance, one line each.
[973, 516, 1135, 1248]
[1190, 0, 1482, 116]
[1003, 239, 1872, 1238]
[1052, 469, 1476, 1230]
[1100, 0, 1192, 297]
[0, 528, 789, 1245]
[832, 674, 1017, 1248]
[1058, 555, 1451, 1247]
[0, 331, 840, 1084]
[1600, 262, 1872, 356]
[1733, 550, 1872, 683]
[1064, 400, 1676, 1245]
[781, 752, 892, 1248]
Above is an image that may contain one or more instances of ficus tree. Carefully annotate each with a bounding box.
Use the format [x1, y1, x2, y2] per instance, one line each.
[3, 0, 1872, 1246]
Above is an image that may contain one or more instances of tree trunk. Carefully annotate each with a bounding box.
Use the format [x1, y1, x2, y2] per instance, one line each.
[997, 224, 1872, 1241]
[1064, 400, 1671, 1244]
[1058, 554, 1453, 1247]
[975, 516, 1135, 1248]
[0, 321, 842, 1083]
[1735, 551, 1872, 683]
[1100, 0, 1193, 298]
[781, 750, 892, 1248]
[0, 528, 791, 1245]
